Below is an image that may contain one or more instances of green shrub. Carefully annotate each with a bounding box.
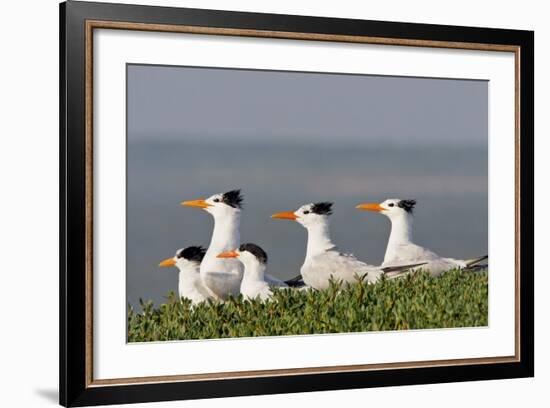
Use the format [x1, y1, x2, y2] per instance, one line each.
[127, 269, 488, 342]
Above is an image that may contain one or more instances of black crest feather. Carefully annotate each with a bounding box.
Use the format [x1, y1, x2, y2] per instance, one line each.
[398, 199, 416, 213]
[239, 243, 268, 264]
[177, 246, 206, 263]
[222, 189, 243, 209]
[311, 202, 333, 215]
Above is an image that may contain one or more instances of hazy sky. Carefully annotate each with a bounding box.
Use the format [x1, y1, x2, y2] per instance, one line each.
[128, 64, 487, 146]
[126, 64, 488, 309]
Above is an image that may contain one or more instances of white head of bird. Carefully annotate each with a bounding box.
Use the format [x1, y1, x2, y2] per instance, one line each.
[180, 189, 243, 218]
[356, 199, 416, 221]
[272, 202, 335, 257]
[271, 202, 333, 228]
[356, 199, 417, 245]
[158, 246, 206, 274]
[217, 243, 268, 279]
[181, 189, 243, 254]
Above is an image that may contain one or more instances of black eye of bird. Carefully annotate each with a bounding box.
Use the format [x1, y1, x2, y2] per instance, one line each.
[213, 198, 220, 203]
[388, 203, 395, 207]
[303, 210, 310, 214]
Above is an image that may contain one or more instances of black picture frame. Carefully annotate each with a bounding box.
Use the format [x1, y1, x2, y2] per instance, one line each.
[60, 1, 534, 406]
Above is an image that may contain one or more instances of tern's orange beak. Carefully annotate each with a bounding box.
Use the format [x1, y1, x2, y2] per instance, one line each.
[356, 203, 384, 212]
[159, 258, 176, 267]
[217, 250, 239, 258]
[181, 199, 211, 208]
[271, 211, 298, 220]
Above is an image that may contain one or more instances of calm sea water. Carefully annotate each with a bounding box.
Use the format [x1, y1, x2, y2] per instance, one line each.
[126, 140, 488, 309]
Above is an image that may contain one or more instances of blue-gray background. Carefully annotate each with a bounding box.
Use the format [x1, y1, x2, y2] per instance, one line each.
[127, 64, 488, 309]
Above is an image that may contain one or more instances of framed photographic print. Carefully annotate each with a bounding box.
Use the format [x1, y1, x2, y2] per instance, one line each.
[60, 1, 534, 406]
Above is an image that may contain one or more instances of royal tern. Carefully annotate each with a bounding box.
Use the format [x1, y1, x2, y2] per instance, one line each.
[181, 190, 244, 299]
[158, 246, 212, 304]
[272, 202, 420, 290]
[356, 199, 488, 276]
[218, 243, 283, 301]
[182, 189, 285, 299]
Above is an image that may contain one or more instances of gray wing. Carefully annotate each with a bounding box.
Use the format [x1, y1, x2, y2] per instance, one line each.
[264, 273, 288, 288]
[303, 250, 383, 290]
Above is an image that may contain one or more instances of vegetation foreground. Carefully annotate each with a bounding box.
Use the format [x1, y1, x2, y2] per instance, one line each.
[128, 269, 488, 342]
